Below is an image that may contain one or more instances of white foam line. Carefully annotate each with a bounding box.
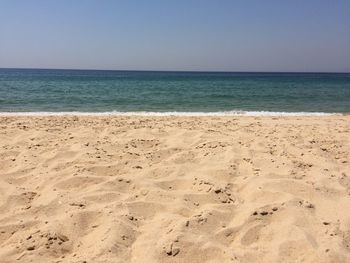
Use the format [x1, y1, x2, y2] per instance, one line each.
[0, 111, 342, 117]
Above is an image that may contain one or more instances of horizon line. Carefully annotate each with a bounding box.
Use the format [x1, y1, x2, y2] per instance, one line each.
[1, 67, 349, 74]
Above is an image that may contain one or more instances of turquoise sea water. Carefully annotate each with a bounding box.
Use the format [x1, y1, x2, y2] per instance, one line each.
[0, 69, 350, 115]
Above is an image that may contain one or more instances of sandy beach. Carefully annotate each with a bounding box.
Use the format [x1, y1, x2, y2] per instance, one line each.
[0, 116, 349, 263]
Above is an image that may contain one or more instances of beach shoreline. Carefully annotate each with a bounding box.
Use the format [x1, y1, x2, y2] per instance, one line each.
[1, 116, 350, 262]
[0, 111, 343, 117]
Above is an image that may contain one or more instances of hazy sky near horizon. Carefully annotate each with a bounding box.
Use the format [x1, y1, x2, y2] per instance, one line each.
[1, 0, 350, 72]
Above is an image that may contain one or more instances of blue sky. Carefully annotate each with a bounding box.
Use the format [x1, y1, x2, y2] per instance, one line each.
[0, 0, 350, 72]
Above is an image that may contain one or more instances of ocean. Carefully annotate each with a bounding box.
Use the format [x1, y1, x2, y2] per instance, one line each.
[0, 68, 349, 115]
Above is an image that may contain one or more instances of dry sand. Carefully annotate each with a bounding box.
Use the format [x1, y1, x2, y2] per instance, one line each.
[0, 116, 350, 263]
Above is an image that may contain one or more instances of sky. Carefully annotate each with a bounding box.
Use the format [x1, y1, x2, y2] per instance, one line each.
[0, 0, 350, 72]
